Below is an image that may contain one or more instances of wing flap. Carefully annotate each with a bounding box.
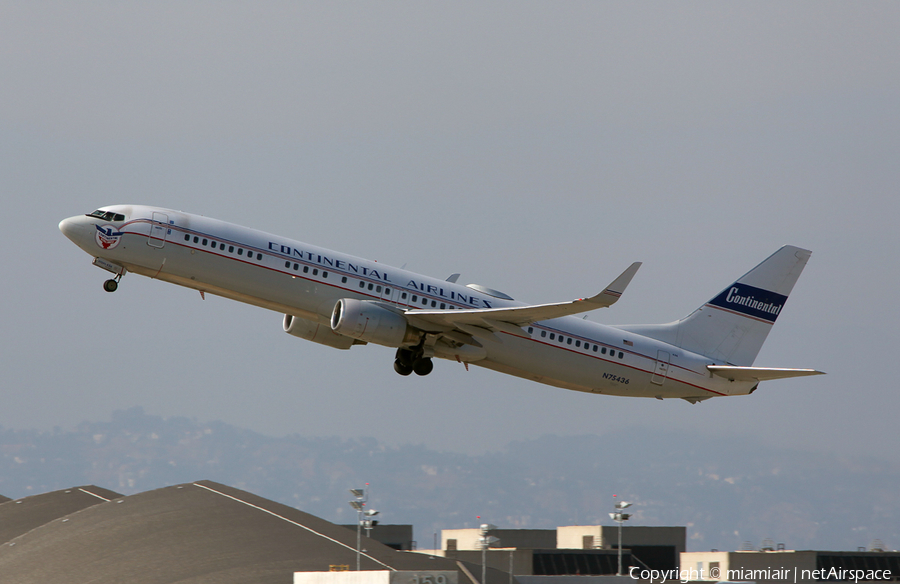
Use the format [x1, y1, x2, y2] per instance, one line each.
[707, 366, 825, 382]
[480, 318, 531, 338]
[455, 323, 502, 344]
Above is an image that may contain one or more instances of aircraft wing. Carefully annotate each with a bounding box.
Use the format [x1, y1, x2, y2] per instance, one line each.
[404, 262, 641, 341]
[707, 366, 825, 382]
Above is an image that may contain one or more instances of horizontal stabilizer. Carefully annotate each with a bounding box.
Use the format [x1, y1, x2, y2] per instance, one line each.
[707, 365, 825, 382]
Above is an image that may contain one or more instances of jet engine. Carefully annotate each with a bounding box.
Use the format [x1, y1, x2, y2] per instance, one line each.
[283, 314, 359, 350]
[331, 299, 419, 347]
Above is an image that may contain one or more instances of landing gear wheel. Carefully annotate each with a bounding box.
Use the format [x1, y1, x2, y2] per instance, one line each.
[395, 348, 415, 367]
[103, 279, 119, 293]
[393, 360, 413, 376]
[412, 357, 434, 376]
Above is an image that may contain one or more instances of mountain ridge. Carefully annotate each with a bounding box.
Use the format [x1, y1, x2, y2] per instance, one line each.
[0, 406, 896, 552]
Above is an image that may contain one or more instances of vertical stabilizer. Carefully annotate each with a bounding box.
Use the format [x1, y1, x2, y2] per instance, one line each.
[619, 246, 811, 366]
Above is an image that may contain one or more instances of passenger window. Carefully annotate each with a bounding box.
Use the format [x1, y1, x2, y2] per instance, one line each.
[193, 236, 199, 243]
[401, 292, 407, 299]
[304, 266, 309, 273]
[412, 295, 418, 302]
[257, 253, 262, 260]
[575, 340, 581, 347]
[359, 281, 365, 288]
[567, 338, 573, 345]
[294, 264, 299, 271]
[376, 286, 382, 293]
[323, 271, 328, 278]
[528, 327, 533, 334]
[422, 298, 427, 305]
[202, 239, 207, 246]
[601, 347, 607, 354]
[549, 333, 555, 340]
[238, 249, 243, 255]
[220, 243, 225, 250]
[384, 288, 391, 295]
[541, 331, 547, 338]
[285, 261, 290, 268]
[368, 283, 374, 290]
[342, 276, 347, 283]
[313, 269, 318, 276]
[229, 246, 234, 253]
[618, 352, 624, 359]
[440, 303, 446, 309]
[592, 345, 598, 352]
[184, 234, 190, 241]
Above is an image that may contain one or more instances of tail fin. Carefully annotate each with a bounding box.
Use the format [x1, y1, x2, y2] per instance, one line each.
[619, 246, 811, 366]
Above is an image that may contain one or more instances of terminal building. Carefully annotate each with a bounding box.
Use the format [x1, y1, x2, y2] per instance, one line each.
[419, 525, 685, 577]
[681, 548, 900, 583]
[1, 482, 897, 583]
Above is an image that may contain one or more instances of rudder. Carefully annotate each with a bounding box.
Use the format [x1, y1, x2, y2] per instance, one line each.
[620, 246, 811, 366]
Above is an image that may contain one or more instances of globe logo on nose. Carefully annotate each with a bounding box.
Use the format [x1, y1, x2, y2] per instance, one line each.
[95, 224, 123, 250]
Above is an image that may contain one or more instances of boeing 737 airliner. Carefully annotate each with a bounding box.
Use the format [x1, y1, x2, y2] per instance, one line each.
[59, 205, 823, 402]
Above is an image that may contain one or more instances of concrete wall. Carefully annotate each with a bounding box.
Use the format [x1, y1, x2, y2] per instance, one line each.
[681, 551, 819, 583]
[443, 529, 484, 551]
[558, 526, 686, 554]
[517, 576, 633, 584]
[557, 526, 602, 550]
[295, 571, 459, 584]
[339, 524, 415, 551]
[442, 529, 555, 551]
[599, 526, 686, 554]
[445, 549, 535, 576]
[679, 551, 731, 581]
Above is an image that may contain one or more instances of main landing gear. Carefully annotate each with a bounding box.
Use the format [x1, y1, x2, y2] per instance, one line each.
[393, 347, 434, 377]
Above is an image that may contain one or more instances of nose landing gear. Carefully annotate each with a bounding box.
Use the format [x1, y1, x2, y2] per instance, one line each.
[92, 258, 127, 293]
[102, 272, 124, 293]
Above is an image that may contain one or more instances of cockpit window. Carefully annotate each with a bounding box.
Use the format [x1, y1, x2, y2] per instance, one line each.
[87, 210, 126, 222]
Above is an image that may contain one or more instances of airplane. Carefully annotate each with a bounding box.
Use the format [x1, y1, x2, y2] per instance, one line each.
[59, 205, 823, 403]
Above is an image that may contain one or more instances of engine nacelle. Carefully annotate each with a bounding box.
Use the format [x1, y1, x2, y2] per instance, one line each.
[331, 299, 418, 348]
[283, 314, 358, 350]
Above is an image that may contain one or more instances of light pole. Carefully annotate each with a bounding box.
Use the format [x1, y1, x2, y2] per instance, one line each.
[609, 500, 632, 576]
[363, 508, 380, 541]
[477, 523, 499, 584]
[349, 488, 367, 571]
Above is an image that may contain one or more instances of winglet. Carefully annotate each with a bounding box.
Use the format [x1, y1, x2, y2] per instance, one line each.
[588, 262, 641, 307]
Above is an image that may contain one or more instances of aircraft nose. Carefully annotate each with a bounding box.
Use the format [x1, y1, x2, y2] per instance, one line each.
[59, 216, 84, 242]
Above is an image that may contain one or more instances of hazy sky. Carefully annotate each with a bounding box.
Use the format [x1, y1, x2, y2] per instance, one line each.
[2, 3, 898, 466]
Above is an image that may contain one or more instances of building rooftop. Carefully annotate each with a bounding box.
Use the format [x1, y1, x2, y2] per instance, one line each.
[0, 485, 121, 545]
[0, 480, 505, 584]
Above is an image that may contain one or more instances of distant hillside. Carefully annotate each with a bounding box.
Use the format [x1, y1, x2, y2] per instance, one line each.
[0, 406, 896, 552]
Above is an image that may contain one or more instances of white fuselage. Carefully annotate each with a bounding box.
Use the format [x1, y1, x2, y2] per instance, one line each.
[59, 205, 753, 401]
